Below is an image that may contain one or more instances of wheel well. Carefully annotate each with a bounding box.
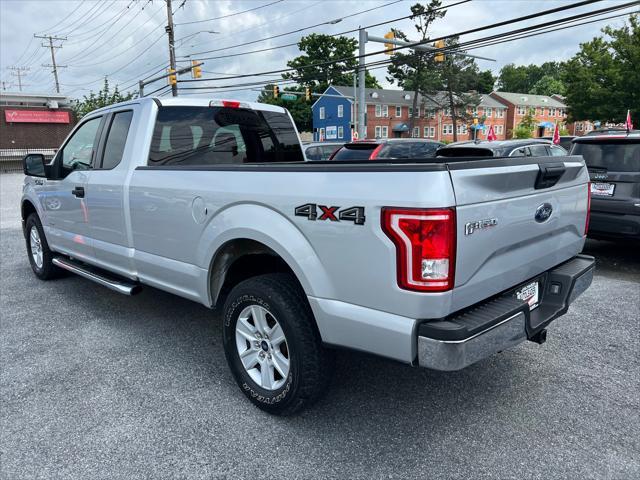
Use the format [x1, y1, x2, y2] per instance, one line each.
[210, 239, 304, 307]
[22, 200, 37, 222]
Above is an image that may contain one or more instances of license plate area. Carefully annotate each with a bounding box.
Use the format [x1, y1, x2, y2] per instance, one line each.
[515, 280, 540, 311]
[591, 182, 615, 197]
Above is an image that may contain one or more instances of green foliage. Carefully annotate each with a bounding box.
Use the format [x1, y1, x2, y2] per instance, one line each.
[563, 15, 639, 124]
[72, 79, 136, 119]
[497, 62, 567, 94]
[257, 84, 312, 131]
[512, 108, 536, 138]
[282, 34, 380, 91]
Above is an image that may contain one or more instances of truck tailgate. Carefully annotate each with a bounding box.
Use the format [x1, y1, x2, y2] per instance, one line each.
[447, 156, 590, 311]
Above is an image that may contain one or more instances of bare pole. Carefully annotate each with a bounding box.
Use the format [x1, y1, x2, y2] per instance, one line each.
[8, 66, 29, 91]
[34, 34, 67, 93]
[165, 0, 178, 97]
[358, 28, 366, 140]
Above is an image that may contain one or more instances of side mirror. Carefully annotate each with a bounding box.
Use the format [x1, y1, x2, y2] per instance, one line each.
[23, 153, 48, 178]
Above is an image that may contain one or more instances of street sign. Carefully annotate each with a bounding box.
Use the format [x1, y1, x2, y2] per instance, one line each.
[281, 93, 297, 101]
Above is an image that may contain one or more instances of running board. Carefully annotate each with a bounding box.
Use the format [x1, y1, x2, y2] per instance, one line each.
[52, 257, 142, 296]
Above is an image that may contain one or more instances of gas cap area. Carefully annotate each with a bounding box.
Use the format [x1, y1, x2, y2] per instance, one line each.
[191, 196, 208, 224]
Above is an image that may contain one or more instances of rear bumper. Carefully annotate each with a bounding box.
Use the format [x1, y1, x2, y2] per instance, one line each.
[417, 254, 595, 371]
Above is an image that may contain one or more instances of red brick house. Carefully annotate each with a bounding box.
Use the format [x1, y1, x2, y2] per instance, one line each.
[489, 91, 568, 138]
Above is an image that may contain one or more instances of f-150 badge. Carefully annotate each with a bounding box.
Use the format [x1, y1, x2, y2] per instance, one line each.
[464, 218, 498, 236]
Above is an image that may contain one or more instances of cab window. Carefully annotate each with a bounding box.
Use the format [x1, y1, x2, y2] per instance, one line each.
[100, 111, 133, 169]
[60, 117, 102, 172]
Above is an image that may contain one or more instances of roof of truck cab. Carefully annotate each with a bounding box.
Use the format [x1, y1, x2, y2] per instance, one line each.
[87, 96, 287, 115]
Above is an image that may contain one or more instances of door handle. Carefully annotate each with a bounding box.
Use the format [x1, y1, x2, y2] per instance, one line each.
[72, 186, 85, 198]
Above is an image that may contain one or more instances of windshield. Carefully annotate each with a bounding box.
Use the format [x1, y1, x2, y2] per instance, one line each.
[332, 144, 378, 161]
[571, 141, 640, 172]
[377, 142, 440, 159]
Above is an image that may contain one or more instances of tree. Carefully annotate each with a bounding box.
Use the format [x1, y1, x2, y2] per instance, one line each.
[471, 68, 497, 94]
[282, 34, 380, 91]
[257, 84, 312, 131]
[386, 1, 446, 132]
[497, 62, 567, 94]
[512, 108, 536, 138]
[563, 14, 639, 124]
[72, 78, 136, 119]
[530, 74, 566, 96]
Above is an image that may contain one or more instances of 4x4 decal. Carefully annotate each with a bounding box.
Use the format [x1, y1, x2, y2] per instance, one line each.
[295, 203, 365, 225]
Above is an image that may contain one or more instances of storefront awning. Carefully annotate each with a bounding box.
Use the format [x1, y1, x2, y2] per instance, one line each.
[392, 123, 409, 132]
[538, 121, 555, 128]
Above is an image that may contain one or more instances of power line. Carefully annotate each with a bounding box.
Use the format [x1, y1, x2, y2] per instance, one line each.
[34, 34, 67, 93]
[175, 0, 285, 26]
[35, 0, 88, 35]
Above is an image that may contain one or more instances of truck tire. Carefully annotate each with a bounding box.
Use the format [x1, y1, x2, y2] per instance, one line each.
[25, 213, 61, 280]
[222, 273, 333, 415]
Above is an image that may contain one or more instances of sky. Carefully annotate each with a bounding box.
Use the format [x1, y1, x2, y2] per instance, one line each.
[0, 0, 636, 101]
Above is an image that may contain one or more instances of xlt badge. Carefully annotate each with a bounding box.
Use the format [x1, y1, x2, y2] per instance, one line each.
[465, 218, 498, 236]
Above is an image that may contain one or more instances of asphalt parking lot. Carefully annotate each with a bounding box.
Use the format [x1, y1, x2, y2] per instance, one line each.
[1, 173, 639, 479]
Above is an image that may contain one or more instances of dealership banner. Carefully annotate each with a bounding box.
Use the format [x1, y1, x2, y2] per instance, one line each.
[4, 110, 70, 124]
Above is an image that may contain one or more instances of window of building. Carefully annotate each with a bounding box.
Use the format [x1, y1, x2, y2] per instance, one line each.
[576, 123, 584, 131]
[395, 105, 402, 117]
[424, 126, 435, 138]
[517, 105, 527, 115]
[443, 124, 453, 135]
[426, 108, 436, 118]
[375, 104, 382, 117]
[338, 125, 344, 139]
[549, 107, 556, 116]
[414, 106, 420, 117]
[337, 104, 343, 118]
[408, 106, 413, 117]
[100, 110, 133, 169]
[495, 125, 504, 134]
[485, 107, 492, 117]
[456, 124, 468, 135]
[412, 126, 419, 138]
[319, 106, 325, 119]
[496, 109, 504, 118]
[471, 107, 478, 116]
[375, 125, 382, 138]
[382, 104, 388, 117]
[381, 126, 389, 138]
[444, 107, 452, 117]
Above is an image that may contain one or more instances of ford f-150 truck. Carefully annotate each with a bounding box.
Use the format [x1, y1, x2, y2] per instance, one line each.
[21, 97, 595, 415]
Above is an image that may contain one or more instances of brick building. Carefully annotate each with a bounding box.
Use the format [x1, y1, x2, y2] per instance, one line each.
[0, 92, 76, 150]
[312, 86, 509, 143]
[489, 91, 568, 138]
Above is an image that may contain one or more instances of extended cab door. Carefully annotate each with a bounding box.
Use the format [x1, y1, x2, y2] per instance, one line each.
[85, 108, 136, 277]
[38, 115, 104, 261]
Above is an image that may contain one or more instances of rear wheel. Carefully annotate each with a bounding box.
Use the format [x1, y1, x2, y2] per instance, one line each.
[25, 213, 61, 280]
[222, 273, 333, 415]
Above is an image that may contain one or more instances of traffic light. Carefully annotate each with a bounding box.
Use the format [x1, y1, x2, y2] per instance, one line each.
[305, 87, 311, 101]
[273, 84, 280, 98]
[434, 39, 445, 62]
[191, 60, 202, 79]
[384, 31, 395, 55]
[168, 68, 177, 86]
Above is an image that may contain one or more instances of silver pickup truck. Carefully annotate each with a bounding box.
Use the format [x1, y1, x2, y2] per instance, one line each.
[21, 97, 595, 415]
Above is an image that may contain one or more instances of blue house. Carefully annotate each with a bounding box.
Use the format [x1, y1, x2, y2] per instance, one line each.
[311, 86, 353, 142]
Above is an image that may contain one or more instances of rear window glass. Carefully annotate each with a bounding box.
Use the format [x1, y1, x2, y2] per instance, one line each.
[332, 144, 378, 161]
[437, 147, 495, 158]
[148, 106, 303, 166]
[377, 142, 440, 159]
[571, 141, 640, 172]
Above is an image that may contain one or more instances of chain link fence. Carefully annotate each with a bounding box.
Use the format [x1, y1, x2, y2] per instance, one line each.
[0, 149, 56, 175]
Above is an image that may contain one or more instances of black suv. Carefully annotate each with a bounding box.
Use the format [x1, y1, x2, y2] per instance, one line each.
[436, 139, 568, 158]
[570, 131, 640, 240]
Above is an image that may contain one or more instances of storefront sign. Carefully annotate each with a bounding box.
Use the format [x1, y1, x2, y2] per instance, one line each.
[4, 110, 70, 124]
[325, 125, 337, 140]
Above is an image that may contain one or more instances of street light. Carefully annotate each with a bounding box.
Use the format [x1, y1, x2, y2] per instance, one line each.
[173, 30, 219, 48]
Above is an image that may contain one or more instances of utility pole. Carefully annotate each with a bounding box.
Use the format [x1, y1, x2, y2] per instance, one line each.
[8, 66, 29, 91]
[165, 0, 178, 97]
[34, 34, 67, 93]
[357, 28, 366, 140]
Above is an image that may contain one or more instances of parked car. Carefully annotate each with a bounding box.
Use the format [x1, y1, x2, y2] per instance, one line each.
[303, 142, 344, 161]
[21, 97, 594, 415]
[437, 139, 568, 158]
[570, 130, 640, 240]
[541, 135, 575, 151]
[330, 138, 444, 161]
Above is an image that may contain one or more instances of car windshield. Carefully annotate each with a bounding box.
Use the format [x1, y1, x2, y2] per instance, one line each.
[377, 142, 440, 159]
[571, 140, 640, 172]
[332, 144, 378, 161]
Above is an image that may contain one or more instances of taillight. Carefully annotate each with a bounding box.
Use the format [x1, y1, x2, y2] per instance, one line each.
[381, 207, 456, 292]
[585, 182, 591, 235]
[222, 100, 241, 108]
[369, 144, 384, 160]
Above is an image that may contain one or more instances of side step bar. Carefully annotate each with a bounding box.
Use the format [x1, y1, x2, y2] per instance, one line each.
[52, 256, 142, 296]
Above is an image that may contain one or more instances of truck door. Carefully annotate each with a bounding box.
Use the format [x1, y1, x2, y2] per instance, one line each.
[38, 115, 103, 261]
[85, 108, 136, 277]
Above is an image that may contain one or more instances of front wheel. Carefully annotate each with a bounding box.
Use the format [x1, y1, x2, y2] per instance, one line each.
[222, 273, 333, 415]
[25, 213, 62, 280]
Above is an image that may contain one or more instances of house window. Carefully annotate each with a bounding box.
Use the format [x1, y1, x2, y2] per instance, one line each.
[549, 107, 556, 116]
[412, 126, 419, 138]
[338, 126, 344, 139]
[485, 107, 492, 117]
[496, 109, 504, 118]
[381, 126, 389, 138]
[375, 126, 382, 138]
[375, 105, 382, 117]
[443, 124, 453, 135]
[382, 105, 388, 117]
[319, 107, 325, 120]
[424, 126, 435, 138]
[576, 123, 583, 131]
[427, 109, 436, 118]
[408, 107, 413, 117]
[495, 125, 503, 134]
[395, 106, 401, 117]
[414, 106, 420, 117]
[471, 107, 478, 116]
[456, 124, 468, 135]
[337, 104, 343, 118]
[444, 107, 452, 117]
[517, 105, 527, 115]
